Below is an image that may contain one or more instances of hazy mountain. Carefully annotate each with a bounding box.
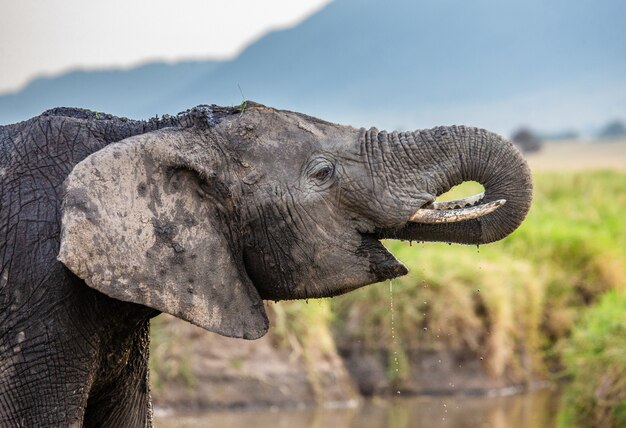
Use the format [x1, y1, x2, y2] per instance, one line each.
[0, 61, 219, 124]
[2, 0, 625, 133]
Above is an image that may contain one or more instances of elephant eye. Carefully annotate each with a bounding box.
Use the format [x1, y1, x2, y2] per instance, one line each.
[311, 162, 335, 184]
[313, 165, 333, 181]
[309, 161, 335, 185]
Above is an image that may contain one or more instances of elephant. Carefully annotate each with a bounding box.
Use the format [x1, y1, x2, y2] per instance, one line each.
[0, 102, 532, 426]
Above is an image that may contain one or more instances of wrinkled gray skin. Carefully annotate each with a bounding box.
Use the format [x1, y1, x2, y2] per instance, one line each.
[0, 102, 532, 426]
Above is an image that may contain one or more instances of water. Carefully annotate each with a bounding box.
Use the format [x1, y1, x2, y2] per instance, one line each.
[389, 281, 401, 394]
[155, 388, 562, 428]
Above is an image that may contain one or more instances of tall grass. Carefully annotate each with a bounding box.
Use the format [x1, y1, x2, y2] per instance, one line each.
[558, 290, 626, 428]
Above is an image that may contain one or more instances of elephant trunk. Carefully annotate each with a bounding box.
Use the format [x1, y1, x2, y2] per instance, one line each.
[377, 126, 532, 244]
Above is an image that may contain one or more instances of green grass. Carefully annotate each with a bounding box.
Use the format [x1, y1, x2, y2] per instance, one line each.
[331, 170, 626, 385]
[557, 290, 626, 428]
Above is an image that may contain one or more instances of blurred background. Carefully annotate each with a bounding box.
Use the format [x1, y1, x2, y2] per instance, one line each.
[3, 0, 625, 427]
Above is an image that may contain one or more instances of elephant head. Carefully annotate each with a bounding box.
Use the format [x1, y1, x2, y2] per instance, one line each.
[58, 102, 532, 340]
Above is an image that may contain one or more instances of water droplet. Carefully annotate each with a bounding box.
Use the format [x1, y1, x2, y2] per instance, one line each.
[389, 281, 401, 395]
[423, 327, 428, 331]
[480, 356, 484, 360]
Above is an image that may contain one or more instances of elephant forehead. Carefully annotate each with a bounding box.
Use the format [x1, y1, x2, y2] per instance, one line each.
[223, 108, 356, 150]
[239, 131, 359, 179]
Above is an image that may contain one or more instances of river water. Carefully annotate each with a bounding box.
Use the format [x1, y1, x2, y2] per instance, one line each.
[155, 388, 561, 428]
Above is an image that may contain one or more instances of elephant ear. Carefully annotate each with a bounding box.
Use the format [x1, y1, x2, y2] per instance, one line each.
[58, 130, 268, 339]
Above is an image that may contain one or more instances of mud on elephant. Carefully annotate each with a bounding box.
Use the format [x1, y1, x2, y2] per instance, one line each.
[0, 102, 531, 426]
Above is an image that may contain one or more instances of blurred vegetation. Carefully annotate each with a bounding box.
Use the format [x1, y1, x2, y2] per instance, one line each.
[150, 299, 340, 399]
[150, 315, 198, 391]
[557, 290, 626, 428]
[332, 170, 626, 389]
[269, 299, 338, 401]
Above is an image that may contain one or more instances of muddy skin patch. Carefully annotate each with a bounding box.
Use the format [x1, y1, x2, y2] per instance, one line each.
[64, 188, 100, 222]
[151, 219, 186, 266]
[137, 182, 147, 197]
[152, 219, 177, 243]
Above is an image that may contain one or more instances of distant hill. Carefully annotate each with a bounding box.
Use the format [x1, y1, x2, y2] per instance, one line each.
[2, 0, 625, 133]
[0, 61, 219, 124]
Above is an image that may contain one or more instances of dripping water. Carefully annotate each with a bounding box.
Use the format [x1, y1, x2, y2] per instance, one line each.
[389, 280, 401, 395]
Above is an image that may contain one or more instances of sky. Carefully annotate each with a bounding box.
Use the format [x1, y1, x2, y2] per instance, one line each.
[0, 0, 332, 94]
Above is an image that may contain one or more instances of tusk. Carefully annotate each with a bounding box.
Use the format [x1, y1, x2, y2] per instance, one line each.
[409, 199, 506, 224]
[430, 192, 485, 210]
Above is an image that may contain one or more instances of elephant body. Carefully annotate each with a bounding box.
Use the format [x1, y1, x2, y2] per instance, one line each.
[0, 109, 183, 426]
[0, 103, 531, 426]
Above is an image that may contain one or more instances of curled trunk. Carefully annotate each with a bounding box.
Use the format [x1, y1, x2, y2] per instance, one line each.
[377, 126, 532, 244]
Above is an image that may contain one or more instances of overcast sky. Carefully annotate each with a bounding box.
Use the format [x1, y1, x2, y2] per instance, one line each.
[0, 0, 331, 94]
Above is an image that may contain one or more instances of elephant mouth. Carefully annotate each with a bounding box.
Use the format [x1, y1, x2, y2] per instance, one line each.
[364, 192, 507, 282]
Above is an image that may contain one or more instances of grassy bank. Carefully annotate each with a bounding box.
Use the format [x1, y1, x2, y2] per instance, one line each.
[332, 170, 626, 387]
